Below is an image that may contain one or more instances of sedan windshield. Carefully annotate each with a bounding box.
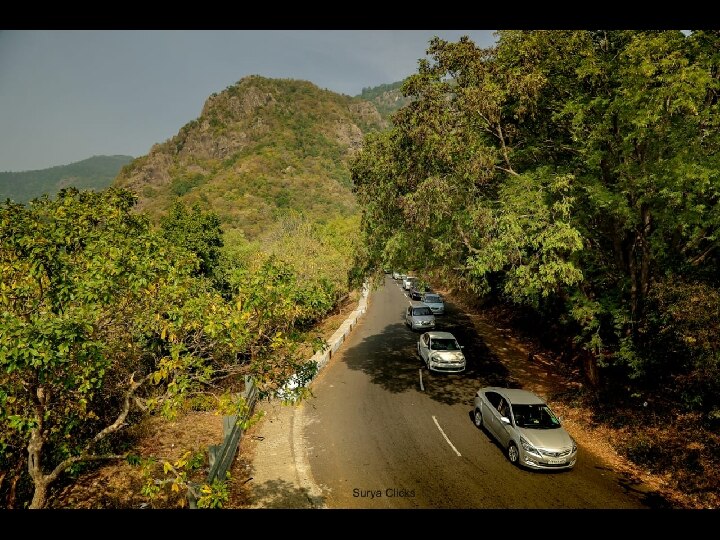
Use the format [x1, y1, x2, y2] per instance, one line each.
[412, 307, 432, 316]
[511, 404, 561, 429]
[424, 294, 441, 303]
[430, 338, 460, 351]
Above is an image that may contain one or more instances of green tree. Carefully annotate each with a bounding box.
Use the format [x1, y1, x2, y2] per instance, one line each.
[351, 35, 584, 302]
[0, 188, 247, 508]
[351, 30, 720, 409]
[160, 201, 223, 280]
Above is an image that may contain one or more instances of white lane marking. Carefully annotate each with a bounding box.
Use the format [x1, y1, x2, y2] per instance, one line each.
[432, 415, 462, 457]
[397, 281, 412, 305]
[419, 369, 424, 391]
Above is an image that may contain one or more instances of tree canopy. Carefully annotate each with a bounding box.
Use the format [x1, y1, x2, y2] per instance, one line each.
[0, 187, 354, 508]
[351, 30, 720, 415]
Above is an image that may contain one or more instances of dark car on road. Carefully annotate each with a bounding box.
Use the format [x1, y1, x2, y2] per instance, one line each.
[409, 283, 432, 301]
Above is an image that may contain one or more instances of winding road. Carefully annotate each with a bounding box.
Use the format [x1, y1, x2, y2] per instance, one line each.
[298, 275, 655, 509]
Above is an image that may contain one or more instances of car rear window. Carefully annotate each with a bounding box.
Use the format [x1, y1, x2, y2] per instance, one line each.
[412, 307, 432, 316]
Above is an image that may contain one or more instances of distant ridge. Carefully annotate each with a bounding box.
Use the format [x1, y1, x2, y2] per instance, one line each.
[0, 155, 134, 203]
[357, 81, 411, 119]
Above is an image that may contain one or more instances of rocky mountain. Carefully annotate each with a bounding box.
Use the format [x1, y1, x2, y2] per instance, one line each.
[114, 76, 386, 239]
[0, 155, 134, 204]
[357, 81, 412, 119]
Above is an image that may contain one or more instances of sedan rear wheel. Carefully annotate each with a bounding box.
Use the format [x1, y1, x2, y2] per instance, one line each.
[473, 408, 483, 429]
[507, 442, 520, 465]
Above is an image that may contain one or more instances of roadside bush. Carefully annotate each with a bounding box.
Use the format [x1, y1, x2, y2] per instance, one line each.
[621, 432, 674, 472]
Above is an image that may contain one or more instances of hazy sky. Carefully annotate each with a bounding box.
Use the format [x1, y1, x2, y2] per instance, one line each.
[0, 30, 497, 172]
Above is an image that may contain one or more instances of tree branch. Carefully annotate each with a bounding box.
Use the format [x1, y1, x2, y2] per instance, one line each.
[690, 243, 718, 266]
[457, 226, 481, 254]
[494, 165, 520, 176]
[43, 371, 152, 486]
[496, 122, 517, 175]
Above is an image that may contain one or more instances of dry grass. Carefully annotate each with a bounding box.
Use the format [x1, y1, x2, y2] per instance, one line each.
[50, 412, 223, 509]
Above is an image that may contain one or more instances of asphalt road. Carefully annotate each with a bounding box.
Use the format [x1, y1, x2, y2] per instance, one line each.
[300, 275, 655, 509]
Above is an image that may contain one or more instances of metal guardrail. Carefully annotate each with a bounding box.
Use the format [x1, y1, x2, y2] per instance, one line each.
[188, 375, 258, 508]
[187, 280, 370, 508]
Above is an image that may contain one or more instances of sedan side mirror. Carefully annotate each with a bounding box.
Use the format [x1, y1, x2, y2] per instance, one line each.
[501, 417, 511, 425]
[460, 345, 465, 349]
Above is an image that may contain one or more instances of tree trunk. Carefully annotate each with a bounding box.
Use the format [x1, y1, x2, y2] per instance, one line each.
[5, 457, 25, 509]
[583, 353, 601, 388]
[27, 422, 47, 509]
[628, 203, 652, 332]
[29, 478, 49, 510]
[628, 204, 652, 335]
[639, 204, 651, 303]
[611, 220, 626, 270]
[628, 240, 639, 330]
[25, 372, 147, 508]
[27, 384, 49, 509]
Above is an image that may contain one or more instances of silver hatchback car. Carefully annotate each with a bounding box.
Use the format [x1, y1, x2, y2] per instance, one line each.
[405, 301, 435, 331]
[473, 387, 577, 470]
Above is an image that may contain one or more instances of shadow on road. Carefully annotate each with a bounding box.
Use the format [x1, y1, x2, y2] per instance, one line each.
[249, 478, 325, 509]
[341, 287, 515, 406]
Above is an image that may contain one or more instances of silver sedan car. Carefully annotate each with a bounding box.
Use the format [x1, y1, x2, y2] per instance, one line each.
[417, 331, 466, 373]
[473, 387, 577, 470]
[420, 292, 444, 315]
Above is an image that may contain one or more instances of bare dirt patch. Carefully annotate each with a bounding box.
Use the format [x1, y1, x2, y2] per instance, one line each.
[50, 411, 223, 509]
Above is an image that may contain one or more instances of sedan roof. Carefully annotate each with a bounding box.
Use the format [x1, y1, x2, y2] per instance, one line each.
[482, 387, 545, 405]
[425, 331, 457, 340]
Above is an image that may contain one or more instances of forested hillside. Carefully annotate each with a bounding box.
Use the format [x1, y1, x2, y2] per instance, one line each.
[0, 155, 133, 203]
[0, 76, 386, 508]
[114, 76, 385, 239]
[351, 30, 720, 506]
